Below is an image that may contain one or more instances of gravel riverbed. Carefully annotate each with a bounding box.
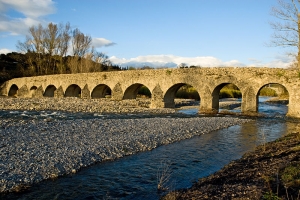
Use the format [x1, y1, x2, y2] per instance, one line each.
[0, 116, 251, 193]
[0, 97, 251, 193]
[0, 97, 176, 114]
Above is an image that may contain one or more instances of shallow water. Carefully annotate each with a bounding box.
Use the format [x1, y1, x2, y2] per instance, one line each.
[0, 98, 295, 200]
[178, 96, 288, 118]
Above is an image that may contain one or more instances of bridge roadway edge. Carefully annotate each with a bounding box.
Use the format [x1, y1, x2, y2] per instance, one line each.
[1, 67, 300, 118]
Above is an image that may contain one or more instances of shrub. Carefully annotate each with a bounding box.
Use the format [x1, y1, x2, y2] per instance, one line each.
[280, 162, 300, 188]
[259, 87, 277, 97]
[175, 86, 200, 100]
[138, 86, 151, 97]
[219, 88, 242, 99]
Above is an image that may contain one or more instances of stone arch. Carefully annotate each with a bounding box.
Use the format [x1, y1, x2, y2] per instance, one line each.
[65, 84, 81, 97]
[164, 83, 200, 108]
[44, 85, 57, 97]
[91, 84, 112, 98]
[8, 84, 18, 97]
[257, 83, 289, 98]
[30, 86, 37, 97]
[256, 83, 289, 115]
[212, 83, 242, 112]
[123, 83, 151, 99]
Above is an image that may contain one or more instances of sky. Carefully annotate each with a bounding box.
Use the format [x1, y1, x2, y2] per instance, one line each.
[0, 0, 296, 68]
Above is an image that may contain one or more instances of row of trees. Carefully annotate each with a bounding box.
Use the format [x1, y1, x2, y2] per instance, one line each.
[16, 22, 115, 75]
[0, 52, 122, 84]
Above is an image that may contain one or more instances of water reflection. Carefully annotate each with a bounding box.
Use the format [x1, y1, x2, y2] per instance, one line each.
[178, 97, 288, 118]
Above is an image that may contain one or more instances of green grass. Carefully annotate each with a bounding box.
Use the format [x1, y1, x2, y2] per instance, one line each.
[138, 86, 151, 97]
[281, 162, 300, 188]
[259, 87, 277, 97]
[175, 86, 200, 100]
[219, 88, 242, 98]
[262, 192, 281, 200]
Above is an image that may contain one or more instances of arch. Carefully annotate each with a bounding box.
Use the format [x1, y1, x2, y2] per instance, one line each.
[258, 83, 288, 98]
[91, 84, 111, 98]
[30, 86, 38, 90]
[65, 84, 81, 97]
[256, 83, 289, 115]
[164, 83, 200, 108]
[212, 83, 242, 112]
[123, 83, 151, 99]
[44, 85, 57, 97]
[8, 84, 18, 97]
[30, 86, 37, 97]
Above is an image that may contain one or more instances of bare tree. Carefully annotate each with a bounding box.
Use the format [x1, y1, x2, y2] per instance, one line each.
[17, 22, 112, 75]
[17, 23, 61, 74]
[56, 22, 71, 73]
[270, 0, 300, 68]
[71, 28, 93, 72]
[43, 23, 59, 74]
[72, 28, 92, 57]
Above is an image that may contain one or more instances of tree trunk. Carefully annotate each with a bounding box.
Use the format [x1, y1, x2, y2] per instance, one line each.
[298, 14, 300, 69]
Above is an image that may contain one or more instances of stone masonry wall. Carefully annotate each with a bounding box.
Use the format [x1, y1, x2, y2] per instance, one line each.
[1, 67, 300, 118]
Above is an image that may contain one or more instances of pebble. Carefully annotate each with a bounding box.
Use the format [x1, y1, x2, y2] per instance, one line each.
[0, 97, 176, 114]
[0, 97, 251, 193]
[0, 116, 251, 193]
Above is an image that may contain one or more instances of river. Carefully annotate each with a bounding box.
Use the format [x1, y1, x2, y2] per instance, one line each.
[1, 97, 298, 200]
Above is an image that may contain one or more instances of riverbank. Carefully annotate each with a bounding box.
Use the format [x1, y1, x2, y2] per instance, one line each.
[0, 116, 251, 194]
[0, 97, 241, 114]
[0, 97, 176, 114]
[163, 126, 300, 199]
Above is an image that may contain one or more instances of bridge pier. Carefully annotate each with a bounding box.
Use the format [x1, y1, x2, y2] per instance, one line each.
[112, 83, 123, 100]
[286, 93, 300, 118]
[150, 84, 165, 108]
[150, 99, 165, 108]
[199, 86, 218, 114]
[17, 85, 29, 97]
[54, 86, 64, 98]
[199, 99, 218, 114]
[81, 84, 91, 99]
[241, 87, 257, 114]
[32, 86, 44, 98]
[164, 100, 175, 108]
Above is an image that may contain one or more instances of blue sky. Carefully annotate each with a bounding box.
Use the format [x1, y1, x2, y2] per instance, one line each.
[0, 0, 296, 68]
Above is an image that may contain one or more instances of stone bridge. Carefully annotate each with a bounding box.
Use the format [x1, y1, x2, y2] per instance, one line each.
[1, 67, 300, 118]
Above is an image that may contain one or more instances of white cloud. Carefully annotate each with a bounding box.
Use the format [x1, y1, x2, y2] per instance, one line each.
[0, 48, 12, 54]
[247, 54, 294, 68]
[0, 0, 55, 18]
[0, 17, 43, 35]
[110, 55, 246, 68]
[109, 54, 292, 68]
[0, 0, 55, 35]
[92, 38, 116, 48]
